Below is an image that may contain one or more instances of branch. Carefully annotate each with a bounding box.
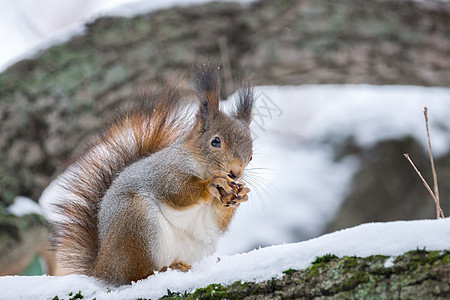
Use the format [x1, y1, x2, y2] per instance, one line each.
[423, 107, 444, 218]
[403, 153, 439, 208]
[403, 107, 445, 219]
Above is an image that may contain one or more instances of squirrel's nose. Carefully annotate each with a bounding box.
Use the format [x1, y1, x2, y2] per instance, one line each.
[228, 160, 244, 180]
[228, 170, 240, 180]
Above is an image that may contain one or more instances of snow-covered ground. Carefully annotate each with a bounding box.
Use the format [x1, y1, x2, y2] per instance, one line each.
[1, 217, 449, 300]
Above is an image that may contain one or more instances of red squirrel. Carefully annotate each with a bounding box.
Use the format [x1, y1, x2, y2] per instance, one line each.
[51, 61, 254, 285]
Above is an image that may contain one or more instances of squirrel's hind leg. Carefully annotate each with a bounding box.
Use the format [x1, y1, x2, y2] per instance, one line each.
[159, 261, 191, 273]
[94, 191, 157, 285]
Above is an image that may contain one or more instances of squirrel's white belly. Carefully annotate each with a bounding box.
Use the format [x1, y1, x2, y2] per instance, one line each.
[155, 201, 222, 268]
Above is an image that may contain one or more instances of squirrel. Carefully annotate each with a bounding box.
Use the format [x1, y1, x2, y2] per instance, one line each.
[50, 60, 255, 285]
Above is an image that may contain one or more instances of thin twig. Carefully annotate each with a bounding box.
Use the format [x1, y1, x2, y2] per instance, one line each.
[423, 107, 445, 218]
[403, 153, 439, 207]
[404, 107, 445, 219]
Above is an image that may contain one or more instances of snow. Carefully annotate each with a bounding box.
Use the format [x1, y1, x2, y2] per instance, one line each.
[7, 196, 42, 217]
[104, 0, 255, 17]
[384, 257, 395, 268]
[1, 217, 449, 300]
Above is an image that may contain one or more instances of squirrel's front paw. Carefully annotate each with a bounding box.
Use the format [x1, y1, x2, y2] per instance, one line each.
[209, 173, 250, 207]
[222, 182, 250, 207]
[210, 173, 235, 194]
[209, 173, 234, 201]
[235, 184, 250, 205]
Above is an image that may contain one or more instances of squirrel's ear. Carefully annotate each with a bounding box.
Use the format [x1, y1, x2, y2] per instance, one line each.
[193, 59, 221, 131]
[234, 82, 254, 125]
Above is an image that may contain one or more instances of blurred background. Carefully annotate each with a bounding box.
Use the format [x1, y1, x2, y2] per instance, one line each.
[1, 0, 449, 276]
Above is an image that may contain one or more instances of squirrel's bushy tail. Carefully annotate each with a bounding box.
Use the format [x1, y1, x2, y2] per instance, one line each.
[52, 85, 190, 274]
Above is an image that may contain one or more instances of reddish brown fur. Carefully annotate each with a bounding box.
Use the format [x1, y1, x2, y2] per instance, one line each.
[53, 85, 188, 277]
[203, 90, 220, 113]
[93, 191, 155, 285]
[160, 176, 212, 209]
[213, 201, 237, 232]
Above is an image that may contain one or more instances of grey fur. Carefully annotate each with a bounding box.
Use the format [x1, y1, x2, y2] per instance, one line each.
[99, 141, 198, 221]
[98, 139, 201, 257]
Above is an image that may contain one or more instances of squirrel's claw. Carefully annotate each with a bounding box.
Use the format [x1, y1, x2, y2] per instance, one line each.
[208, 173, 236, 202]
[159, 261, 191, 273]
[208, 173, 249, 207]
[209, 187, 222, 202]
[221, 184, 250, 207]
[235, 187, 250, 203]
[230, 187, 249, 206]
[213, 177, 235, 195]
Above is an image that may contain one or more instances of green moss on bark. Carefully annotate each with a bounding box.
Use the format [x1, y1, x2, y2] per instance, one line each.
[161, 250, 450, 299]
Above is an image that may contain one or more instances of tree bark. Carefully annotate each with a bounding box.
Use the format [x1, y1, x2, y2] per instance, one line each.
[1, 0, 450, 277]
[159, 250, 450, 299]
[0, 0, 449, 205]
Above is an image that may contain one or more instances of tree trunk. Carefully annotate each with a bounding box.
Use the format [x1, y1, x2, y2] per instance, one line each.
[1, 0, 449, 277]
[0, 0, 449, 205]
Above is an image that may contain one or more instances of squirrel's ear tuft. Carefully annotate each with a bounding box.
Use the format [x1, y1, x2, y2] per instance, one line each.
[193, 59, 221, 131]
[197, 100, 211, 132]
[234, 81, 254, 125]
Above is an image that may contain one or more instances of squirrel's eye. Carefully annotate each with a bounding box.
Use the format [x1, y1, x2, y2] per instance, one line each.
[211, 136, 221, 148]
[249, 155, 253, 162]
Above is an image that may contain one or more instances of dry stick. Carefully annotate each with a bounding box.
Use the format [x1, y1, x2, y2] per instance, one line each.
[423, 107, 445, 218]
[404, 107, 445, 219]
[403, 153, 438, 209]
